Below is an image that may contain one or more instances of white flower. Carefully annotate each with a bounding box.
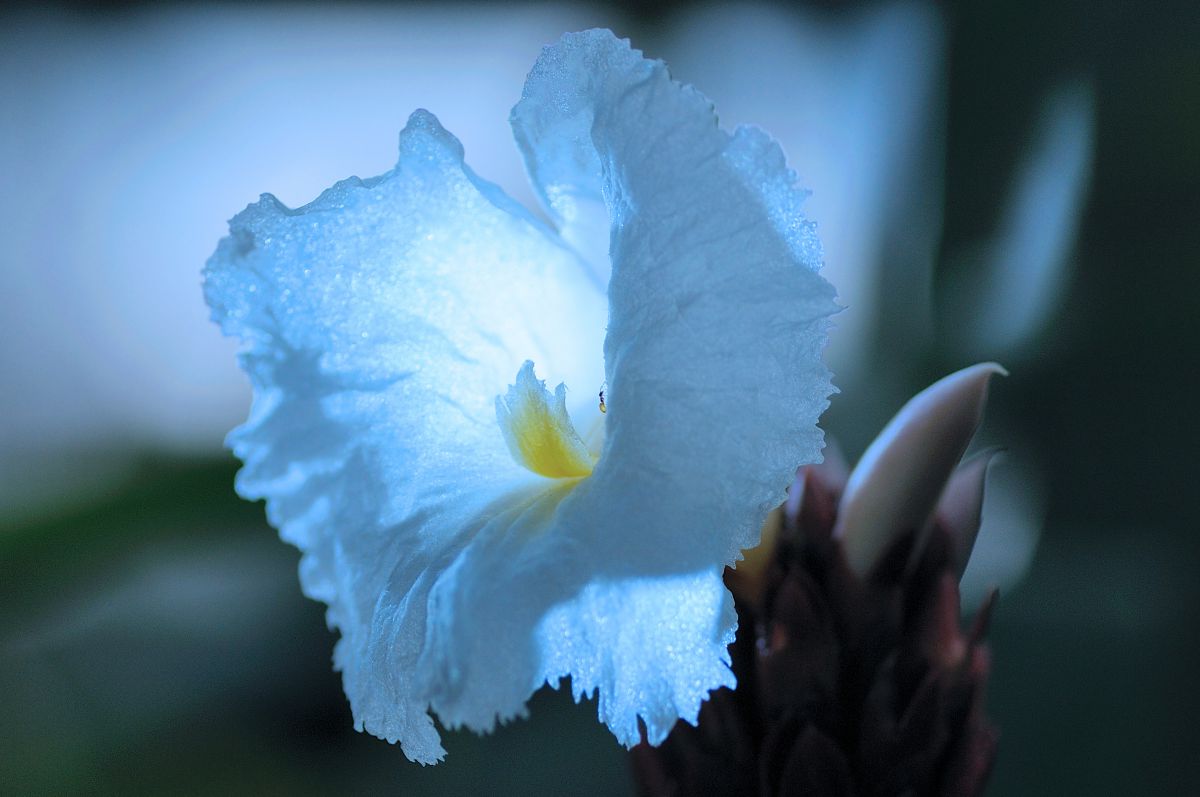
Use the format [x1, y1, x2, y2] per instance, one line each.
[204, 29, 837, 764]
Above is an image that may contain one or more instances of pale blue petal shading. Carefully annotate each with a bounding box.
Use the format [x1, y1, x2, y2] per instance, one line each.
[204, 109, 605, 763]
[415, 30, 837, 746]
[513, 29, 837, 566]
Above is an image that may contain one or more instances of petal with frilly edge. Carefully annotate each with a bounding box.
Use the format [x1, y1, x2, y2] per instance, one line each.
[205, 110, 606, 763]
[205, 28, 837, 764]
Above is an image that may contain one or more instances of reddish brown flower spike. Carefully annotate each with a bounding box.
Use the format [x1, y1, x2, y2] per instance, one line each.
[631, 462, 999, 796]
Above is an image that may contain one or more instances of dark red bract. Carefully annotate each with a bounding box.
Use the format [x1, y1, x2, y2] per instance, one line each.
[631, 462, 998, 797]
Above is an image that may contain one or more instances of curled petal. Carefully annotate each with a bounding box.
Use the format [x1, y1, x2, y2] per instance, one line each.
[514, 30, 838, 565]
[834, 363, 1006, 575]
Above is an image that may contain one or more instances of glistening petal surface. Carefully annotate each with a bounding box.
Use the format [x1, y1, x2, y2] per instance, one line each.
[414, 31, 838, 746]
[203, 110, 606, 763]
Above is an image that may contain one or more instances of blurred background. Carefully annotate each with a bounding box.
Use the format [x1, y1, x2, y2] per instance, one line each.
[1, 1, 1196, 794]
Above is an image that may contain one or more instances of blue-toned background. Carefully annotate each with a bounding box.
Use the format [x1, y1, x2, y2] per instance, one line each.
[2, 1, 1196, 794]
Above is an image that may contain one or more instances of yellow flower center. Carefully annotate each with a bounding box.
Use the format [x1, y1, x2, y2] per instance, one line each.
[496, 361, 596, 479]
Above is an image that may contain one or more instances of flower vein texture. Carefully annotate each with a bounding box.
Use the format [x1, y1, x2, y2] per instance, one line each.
[203, 29, 838, 764]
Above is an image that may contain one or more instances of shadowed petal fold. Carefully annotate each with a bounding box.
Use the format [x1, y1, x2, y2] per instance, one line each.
[513, 30, 838, 567]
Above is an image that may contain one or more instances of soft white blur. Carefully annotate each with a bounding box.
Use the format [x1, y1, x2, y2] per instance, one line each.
[946, 80, 1095, 356]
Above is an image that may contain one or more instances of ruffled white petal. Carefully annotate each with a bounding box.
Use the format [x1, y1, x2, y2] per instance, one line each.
[418, 30, 838, 746]
[206, 29, 838, 763]
[204, 109, 605, 763]
[535, 569, 737, 746]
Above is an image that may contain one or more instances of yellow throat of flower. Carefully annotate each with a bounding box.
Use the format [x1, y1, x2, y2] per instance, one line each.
[496, 361, 598, 479]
